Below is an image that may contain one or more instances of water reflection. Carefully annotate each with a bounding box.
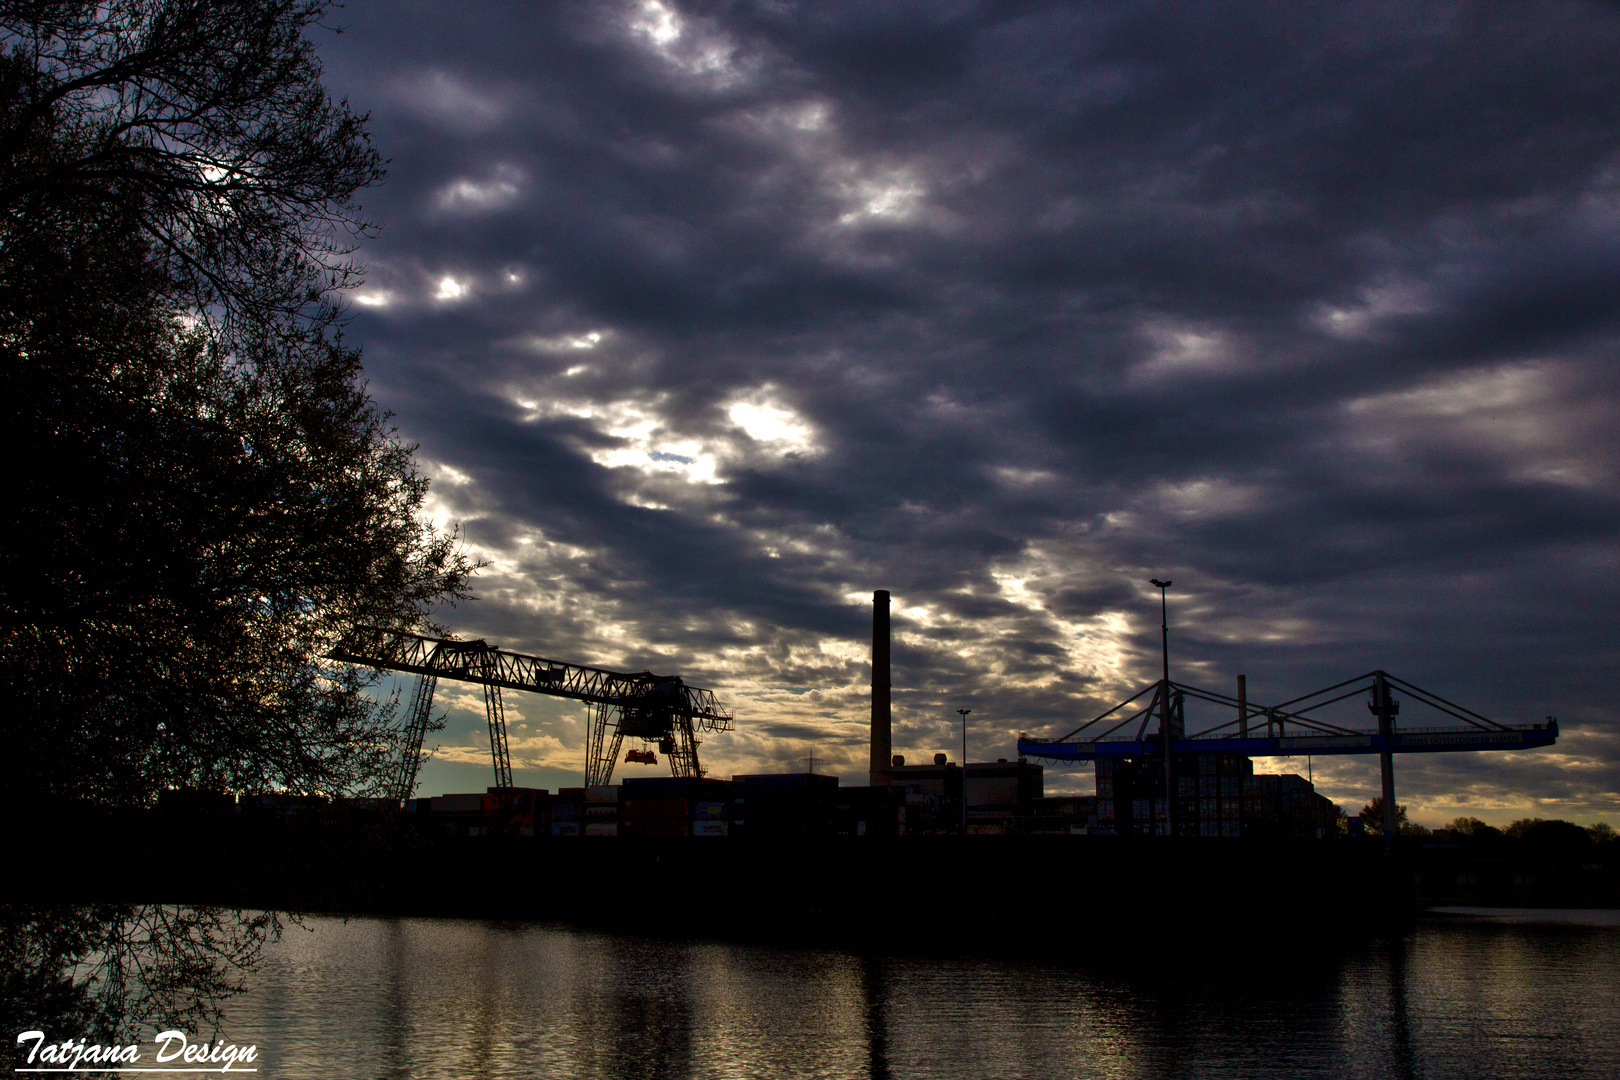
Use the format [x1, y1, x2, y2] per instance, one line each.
[225, 916, 1620, 1079]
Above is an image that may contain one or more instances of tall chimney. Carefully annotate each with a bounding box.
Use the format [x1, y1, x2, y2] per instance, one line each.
[869, 590, 891, 787]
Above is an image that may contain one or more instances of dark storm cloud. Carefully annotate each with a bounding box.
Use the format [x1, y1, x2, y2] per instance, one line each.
[319, 1, 1620, 819]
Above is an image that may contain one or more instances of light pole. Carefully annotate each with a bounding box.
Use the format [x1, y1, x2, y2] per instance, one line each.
[1149, 579, 1172, 684]
[957, 708, 971, 835]
[1149, 578, 1172, 837]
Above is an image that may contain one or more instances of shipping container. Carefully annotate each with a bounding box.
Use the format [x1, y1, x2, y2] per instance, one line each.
[692, 820, 729, 837]
[550, 822, 580, 837]
[621, 776, 735, 801]
[584, 804, 618, 820]
[732, 773, 839, 798]
[620, 797, 690, 820]
[585, 785, 620, 804]
[583, 822, 618, 837]
[551, 803, 580, 822]
[620, 818, 686, 838]
[693, 801, 727, 820]
[433, 793, 485, 814]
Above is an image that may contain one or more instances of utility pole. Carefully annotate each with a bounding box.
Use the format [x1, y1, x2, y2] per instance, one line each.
[957, 708, 971, 835]
[1150, 579, 1172, 837]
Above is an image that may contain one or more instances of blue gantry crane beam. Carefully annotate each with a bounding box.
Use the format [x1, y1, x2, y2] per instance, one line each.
[1018, 670, 1557, 845]
[330, 625, 733, 801]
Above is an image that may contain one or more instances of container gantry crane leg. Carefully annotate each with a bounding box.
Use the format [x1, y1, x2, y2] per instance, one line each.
[388, 671, 438, 802]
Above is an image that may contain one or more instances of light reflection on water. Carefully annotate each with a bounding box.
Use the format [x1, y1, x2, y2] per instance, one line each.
[230, 914, 1620, 1079]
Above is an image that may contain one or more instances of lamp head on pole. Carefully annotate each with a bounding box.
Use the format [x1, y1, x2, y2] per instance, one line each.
[1149, 578, 1171, 589]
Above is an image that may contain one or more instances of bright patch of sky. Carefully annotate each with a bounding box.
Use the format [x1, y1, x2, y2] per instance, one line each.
[627, 0, 746, 86]
[436, 164, 524, 213]
[726, 392, 818, 456]
[1342, 362, 1605, 487]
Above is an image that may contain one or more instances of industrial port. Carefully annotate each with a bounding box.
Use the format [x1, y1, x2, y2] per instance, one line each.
[318, 587, 1552, 851]
[21, 586, 1592, 939]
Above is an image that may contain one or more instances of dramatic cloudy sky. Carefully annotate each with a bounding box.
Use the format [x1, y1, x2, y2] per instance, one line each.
[316, 1, 1620, 825]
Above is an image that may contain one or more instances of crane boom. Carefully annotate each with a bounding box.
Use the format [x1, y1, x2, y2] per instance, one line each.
[330, 625, 732, 792]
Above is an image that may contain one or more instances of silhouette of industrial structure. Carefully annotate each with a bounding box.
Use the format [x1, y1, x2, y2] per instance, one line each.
[324, 586, 1556, 849]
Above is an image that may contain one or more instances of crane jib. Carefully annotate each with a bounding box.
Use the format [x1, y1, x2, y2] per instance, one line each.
[328, 625, 733, 796]
[328, 627, 731, 723]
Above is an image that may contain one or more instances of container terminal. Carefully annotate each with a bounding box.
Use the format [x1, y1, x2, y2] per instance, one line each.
[27, 588, 1584, 938]
[323, 588, 1556, 849]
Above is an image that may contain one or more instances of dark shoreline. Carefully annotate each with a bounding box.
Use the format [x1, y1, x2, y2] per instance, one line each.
[16, 807, 1615, 947]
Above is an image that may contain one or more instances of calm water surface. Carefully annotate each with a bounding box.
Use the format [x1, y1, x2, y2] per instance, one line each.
[227, 912, 1620, 1079]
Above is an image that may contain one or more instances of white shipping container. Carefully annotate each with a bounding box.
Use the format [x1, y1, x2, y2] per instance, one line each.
[584, 822, 618, 837]
[692, 821, 730, 837]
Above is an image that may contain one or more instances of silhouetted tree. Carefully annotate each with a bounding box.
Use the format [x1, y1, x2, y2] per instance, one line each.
[0, 1, 475, 804]
[1360, 797, 1430, 838]
[1504, 818, 1593, 859]
[0, 0, 381, 345]
[1445, 816, 1504, 842]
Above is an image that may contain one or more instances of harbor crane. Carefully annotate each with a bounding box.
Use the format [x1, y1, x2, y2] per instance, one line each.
[329, 626, 732, 802]
[1019, 672, 1556, 847]
[1020, 581, 1558, 848]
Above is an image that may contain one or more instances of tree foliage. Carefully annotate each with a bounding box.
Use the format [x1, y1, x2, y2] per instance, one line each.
[0, 1, 475, 803]
[0, 902, 277, 1066]
[0, 0, 379, 342]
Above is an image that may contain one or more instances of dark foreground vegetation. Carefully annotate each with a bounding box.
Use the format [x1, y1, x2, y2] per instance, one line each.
[1, 2, 470, 1058]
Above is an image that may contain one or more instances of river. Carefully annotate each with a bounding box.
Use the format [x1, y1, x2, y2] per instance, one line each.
[225, 910, 1620, 1079]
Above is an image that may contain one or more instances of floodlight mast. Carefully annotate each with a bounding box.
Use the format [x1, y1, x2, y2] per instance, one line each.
[1149, 579, 1172, 684]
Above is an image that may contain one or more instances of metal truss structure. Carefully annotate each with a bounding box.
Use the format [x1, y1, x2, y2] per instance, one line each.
[331, 626, 732, 795]
[1017, 671, 1557, 761]
[385, 671, 439, 803]
[1017, 670, 1557, 846]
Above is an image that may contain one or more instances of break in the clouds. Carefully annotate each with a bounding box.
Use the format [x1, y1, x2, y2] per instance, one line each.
[317, 1, 1620, 824]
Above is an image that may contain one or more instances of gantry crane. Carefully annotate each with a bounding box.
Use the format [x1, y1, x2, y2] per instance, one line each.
[329, 626, 732, 802]
[1018, 670, 1557, 846]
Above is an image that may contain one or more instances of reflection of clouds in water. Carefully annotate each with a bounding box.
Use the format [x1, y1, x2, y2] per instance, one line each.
[221, 915, 1620, 1078]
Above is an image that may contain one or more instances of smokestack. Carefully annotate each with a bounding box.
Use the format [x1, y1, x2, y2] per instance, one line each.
[869, 590, 891, 787]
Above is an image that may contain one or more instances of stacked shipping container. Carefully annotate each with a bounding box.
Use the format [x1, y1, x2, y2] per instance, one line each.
[1092, 753, 1338, 838]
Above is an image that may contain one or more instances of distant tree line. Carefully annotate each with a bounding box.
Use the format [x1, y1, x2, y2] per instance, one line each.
[1360, 799, 1616, 851]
